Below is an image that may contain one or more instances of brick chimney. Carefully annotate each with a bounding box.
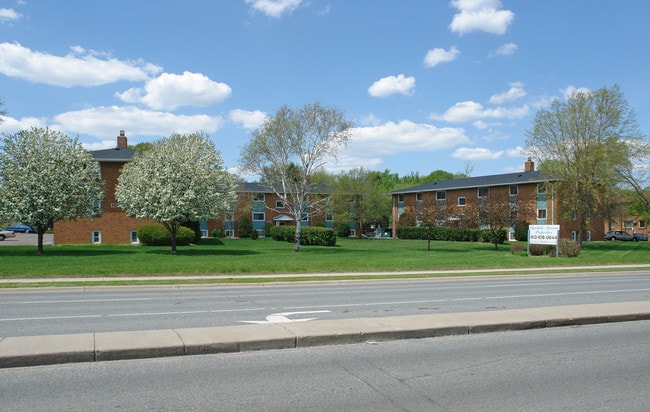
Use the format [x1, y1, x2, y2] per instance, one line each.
[524, 157, 535, 172]
[117, 130, 128, 149]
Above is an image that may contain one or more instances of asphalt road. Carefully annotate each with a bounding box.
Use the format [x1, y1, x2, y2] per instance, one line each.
[1, 320, 648, 411]
[1, 272, 649, 337]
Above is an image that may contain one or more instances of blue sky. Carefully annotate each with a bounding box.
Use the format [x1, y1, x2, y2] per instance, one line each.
[1, 0, 648, 179]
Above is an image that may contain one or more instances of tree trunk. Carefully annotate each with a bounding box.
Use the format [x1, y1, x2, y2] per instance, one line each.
[37, 227, 45, 255]
[294, 222, 301, 252]
[170, 226, 178, 254]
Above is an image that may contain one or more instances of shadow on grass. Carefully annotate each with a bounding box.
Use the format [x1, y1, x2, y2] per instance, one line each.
[142, 248, 262, 256]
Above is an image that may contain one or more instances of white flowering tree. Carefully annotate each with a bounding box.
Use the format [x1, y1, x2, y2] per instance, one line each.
[116, 132, 236, 253]
[0, 127, 104, 254]
[240, 102, 352, 251]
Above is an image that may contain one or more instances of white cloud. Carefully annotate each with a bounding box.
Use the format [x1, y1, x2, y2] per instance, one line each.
[359, 113, 382, 126]
[245, 0, 301, 18]
[116, 71, 232, 110]
[0, 8, 21, 21]
[326, 120, 469, 172]
[452, 147, 504, 161]
[490, 42, 518, 57]
[52, 106, 224, 139]
[431, 100, 530, 123]
[0, 42, 161, 87]
[229, 109, 267, 130]
[489, 81, 526, 104]
[367, 74, 415, 98]
[423, 46, 460, 68]
[349, 120, 470, 157]
[506, 146, 526, 157]
[449, 0, 515, 35]
[562, 85, 591, 99]
[0, 115, 47, 134]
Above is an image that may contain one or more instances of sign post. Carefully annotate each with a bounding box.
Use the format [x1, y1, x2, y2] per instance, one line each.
[528, 224, 560, 256]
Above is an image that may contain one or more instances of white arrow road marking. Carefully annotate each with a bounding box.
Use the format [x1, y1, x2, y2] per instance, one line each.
[240, 310, 331, 324]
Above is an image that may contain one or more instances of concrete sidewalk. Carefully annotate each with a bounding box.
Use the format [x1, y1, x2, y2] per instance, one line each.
[1, 301, 649, 369]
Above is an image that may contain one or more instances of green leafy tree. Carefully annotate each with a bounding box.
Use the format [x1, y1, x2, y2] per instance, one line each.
[332, 167, 392, 237]
[240, 102, 352, 251]
[525, 84, 647, 246]
[116, 132, 236, 253]
[0, 127, 104, 254]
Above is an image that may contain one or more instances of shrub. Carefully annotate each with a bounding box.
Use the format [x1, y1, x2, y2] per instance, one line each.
[181, 220, 202, 243]
[270, 226, 336, 246]
[510, 242, 527, 255]
[395, 226, 507, 244]
[264, 223, 274, 238]
[250, 229, 259, 240]
[528, 243, 555, 256]
[237, 216, 252, 238]
[514, 221, 530, 242]
[313, 221, 327, 227]
[559, 240, 581, 257]
[137, 224, 195, 246]
[336, 223, 351, 238]
[211, 228, 224, 238]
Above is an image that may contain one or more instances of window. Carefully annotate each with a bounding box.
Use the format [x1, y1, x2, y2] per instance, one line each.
[326, 212, 333, 221]
[201, 230, 208, 238]
[509, 185, 518, 196]
[537, 209, 547, 219]
[130, 230, 139, 244]
[477, 187, 489, 198]
[252, 212, 265, 221]
[225, 213, 234, 222]
[398, 194, 404, 202]
[457, 197, 466, 206]
[436, 191, 446, 201]
[301, 213, 308, 221]
[640, 220, 646, 229]
[624, 220, 634, 229]
[275, 200, 284, 208]
[252, 193, 265, 202]
[416, 193, 423, 201]
[91, 230, 101, 244]
[537, 183, 546, 194]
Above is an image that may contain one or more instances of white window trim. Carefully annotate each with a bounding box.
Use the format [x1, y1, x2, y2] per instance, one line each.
[91, 230, 102, 244]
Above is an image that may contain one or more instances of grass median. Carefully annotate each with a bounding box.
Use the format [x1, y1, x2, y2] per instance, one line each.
[1, 237, 649, 287]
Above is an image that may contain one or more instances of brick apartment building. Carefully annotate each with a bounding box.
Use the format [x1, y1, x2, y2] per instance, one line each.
[389, 159, 610, 242]
[54, 131, 154, 244]
[55, 132, 332, 244]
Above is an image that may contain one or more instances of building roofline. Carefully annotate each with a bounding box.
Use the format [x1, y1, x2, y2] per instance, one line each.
[389, 170, 555, 195]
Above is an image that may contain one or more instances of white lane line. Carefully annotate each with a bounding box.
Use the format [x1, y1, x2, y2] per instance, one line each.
[1, 288, 648, 323]
[0, 315, 101, 322]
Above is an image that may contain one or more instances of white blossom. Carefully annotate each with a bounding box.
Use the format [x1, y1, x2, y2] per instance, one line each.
[116, 132, 236, 252]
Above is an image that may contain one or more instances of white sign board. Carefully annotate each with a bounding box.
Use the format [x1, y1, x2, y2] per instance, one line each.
[528, 225, 560, 245]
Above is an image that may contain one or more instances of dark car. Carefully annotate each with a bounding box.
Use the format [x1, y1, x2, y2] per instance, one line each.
[604, 230, 634, 241]
[4, 223, 35, 233]
[633, 233, 648, 241]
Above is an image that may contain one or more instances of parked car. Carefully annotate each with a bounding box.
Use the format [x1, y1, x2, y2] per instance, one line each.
[604, 230, 634, 241]
[4, 223, 35, 233]
[0, 228, 16, 241]
[633, 232, 648, 241]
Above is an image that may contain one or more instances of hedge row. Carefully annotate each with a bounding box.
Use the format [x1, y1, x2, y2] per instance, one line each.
[269, 226, 337, 246]
[137, 224, 196, 246]
[396, 226, 507, 244]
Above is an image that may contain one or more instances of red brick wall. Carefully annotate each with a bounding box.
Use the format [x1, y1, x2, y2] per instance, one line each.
[54, 212, 154, 244]
[54, 160, 154, 244]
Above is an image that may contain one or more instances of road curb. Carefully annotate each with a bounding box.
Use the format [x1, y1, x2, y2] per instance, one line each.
[1, 301, 649, 368]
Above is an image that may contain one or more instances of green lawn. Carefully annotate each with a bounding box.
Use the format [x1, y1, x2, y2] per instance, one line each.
[1, 237, 649, 280]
